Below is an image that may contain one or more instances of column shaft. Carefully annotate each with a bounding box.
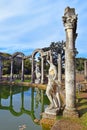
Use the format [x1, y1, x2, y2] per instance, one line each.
[58, 53, 62, 84]
[10, 59, 13, 81]
[84, 61, 87, 81]
[31, 57, 34, 83]
[21, 59, 24, 81]
[41, 57, 44, 84]
[62, 7, 78, 117]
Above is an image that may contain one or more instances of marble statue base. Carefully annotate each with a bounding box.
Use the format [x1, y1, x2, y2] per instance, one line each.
[35, 79, 40, 84]
[45, 107, 59, 116]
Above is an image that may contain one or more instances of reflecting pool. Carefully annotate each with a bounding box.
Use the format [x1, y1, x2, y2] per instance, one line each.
[0, 85, 49, 130]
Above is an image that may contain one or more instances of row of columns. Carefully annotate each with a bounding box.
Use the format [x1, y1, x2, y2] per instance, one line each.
[0, 86, 44, 119]
[31, 53, 46, 84]
[31, 50, 62, 84]
[0, 51, 62, 84]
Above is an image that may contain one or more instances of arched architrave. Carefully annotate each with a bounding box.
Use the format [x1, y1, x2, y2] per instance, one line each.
[12, 52, 25, 59]
[10, 52, 25, 82]
[31, 49, 44, 84]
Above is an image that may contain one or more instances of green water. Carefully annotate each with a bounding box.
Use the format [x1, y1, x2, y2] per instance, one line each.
[0, 85, 49, 130]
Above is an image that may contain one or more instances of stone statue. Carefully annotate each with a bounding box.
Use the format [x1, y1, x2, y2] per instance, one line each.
[46, 60, 61, 112]
[35, 63, 41, 84]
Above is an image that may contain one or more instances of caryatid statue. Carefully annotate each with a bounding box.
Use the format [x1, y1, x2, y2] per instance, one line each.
[35, 63, 41, 84]
[46, 60, 61, 111]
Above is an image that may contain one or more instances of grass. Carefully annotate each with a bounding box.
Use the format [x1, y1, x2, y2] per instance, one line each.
[54, 90, 87, 130]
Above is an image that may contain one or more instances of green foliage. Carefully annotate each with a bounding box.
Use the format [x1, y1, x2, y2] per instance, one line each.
[76, 57, 86, 71]
[24, 59, 31, 74]
[3, 60, 11, 74]
[0, 52, 32, 75]
[42, 41, 65, 66]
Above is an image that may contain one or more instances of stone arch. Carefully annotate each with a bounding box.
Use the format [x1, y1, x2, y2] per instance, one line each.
[10, 52, 25, 82]
[12, 52, 25, 59]
[31, 49, 44, 84]
[32, 49, 44, 58]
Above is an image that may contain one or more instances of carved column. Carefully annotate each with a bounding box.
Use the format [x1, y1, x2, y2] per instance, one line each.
[62, 7, 78, 117]
[84, 61, 87, 82]
[41, 56, 44, 84]
[31, 56, 34, 83]
[21, 59, 24, 82]
[58, 53, 62, 84]
[10, 58, 13, 81]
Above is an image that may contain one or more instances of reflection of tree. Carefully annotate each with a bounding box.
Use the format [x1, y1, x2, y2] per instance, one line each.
[0, 85, 45, 124]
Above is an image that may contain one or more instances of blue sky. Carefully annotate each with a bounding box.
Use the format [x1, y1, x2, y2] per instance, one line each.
[0, 0, 87, 57]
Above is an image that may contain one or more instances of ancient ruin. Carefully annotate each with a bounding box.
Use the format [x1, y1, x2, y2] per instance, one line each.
[62, 7, 78, 117]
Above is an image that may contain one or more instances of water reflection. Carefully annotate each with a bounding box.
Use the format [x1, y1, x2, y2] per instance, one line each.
[0, 85, 49, 124]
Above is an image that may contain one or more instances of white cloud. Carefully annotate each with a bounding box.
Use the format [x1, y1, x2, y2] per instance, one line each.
[0, 0, 87, 57]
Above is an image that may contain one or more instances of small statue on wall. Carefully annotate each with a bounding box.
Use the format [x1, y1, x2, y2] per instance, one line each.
[35, 63, 41, 84]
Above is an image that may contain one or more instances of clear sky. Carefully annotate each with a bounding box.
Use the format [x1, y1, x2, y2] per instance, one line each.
[0, 0, 87, 57]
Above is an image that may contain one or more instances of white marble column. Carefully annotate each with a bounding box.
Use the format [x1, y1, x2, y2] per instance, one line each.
[62, 7, 78, 117]
[10, 58, 13, 81]
[58, 53, 62, 84]
[31, 56, 34, 83]
[84, 61, 87, 81]
[21, 59, 24, 82]
[41, 57, 44, 84]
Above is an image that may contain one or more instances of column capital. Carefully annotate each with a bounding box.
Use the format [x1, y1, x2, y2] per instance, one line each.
[62, 7, 78, 31]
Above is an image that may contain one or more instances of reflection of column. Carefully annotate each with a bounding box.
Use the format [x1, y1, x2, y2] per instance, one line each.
[10, 86, 13, 108]
[62, 7, 78, 117]
[58, 53, 62, 84]
[10, 58, 13, 81]
[31, 56, 34, 83]
[41, 90, 44, 112]
[84, 61, 87, 81]
[31, 88, 34, 111]
[21, 87, 24, 109]
[21, 59, 24, 82]
[41, 57, 44, 84]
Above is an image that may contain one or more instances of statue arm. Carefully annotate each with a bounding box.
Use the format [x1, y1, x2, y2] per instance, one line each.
[47, 60, 50, 65]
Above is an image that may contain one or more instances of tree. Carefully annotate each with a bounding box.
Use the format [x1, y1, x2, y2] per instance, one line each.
[24, 59, 31, 74]
[42, 41, 65, 66]
[76, 58, 86, 71]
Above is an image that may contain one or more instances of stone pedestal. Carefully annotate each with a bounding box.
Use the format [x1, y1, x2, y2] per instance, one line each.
[45, 107, 59, 116]
[35, 79, 40, 84]
[62, 7, 79, 117]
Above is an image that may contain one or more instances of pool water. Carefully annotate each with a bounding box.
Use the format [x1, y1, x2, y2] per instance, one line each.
[0, 85, 49, 130]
